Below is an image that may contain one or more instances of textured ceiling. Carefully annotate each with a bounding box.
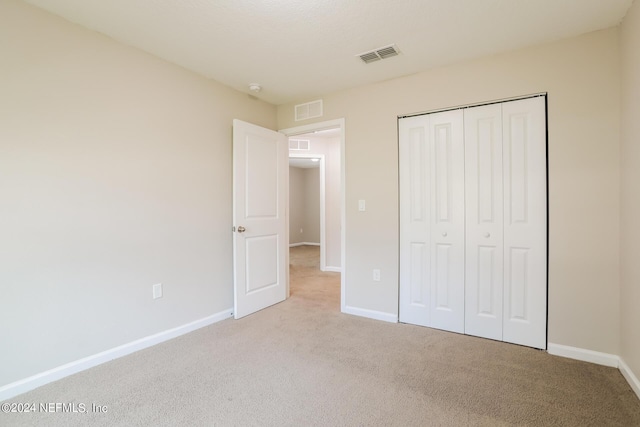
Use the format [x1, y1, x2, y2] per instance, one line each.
[24, 0, 634, 105]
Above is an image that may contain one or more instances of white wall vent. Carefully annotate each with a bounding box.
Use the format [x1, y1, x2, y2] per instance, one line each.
[295, 100, 323, 121]
[357, 44, 400, 64]
[289, 139, 310, 150]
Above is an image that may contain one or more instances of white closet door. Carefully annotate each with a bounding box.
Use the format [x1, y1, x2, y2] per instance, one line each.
[502, 97, 547, 349]
[464, 104, 504, 341]
[399, 115, 431, 327]
[399, 110, 465, 332]
[428, 110, 465, 333]
[400, 96, 547, 349]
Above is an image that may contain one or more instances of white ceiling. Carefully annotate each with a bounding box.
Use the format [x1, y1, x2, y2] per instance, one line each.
[25, 0, 634, 105]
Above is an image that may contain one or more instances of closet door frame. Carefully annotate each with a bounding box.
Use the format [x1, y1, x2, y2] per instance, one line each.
[398, 94, 548, 350]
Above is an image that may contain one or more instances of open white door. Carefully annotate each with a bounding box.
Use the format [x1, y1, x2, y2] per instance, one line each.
[233, 119, 288, 319]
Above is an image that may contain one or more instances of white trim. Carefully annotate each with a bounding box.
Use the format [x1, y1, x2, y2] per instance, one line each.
[285, 162, 291, 298]
[339, 121, 346, 313]
[324, 266, 342, 273]
[319, 155, 326, 269]
[547, 343, 619, 368]
[280, 119, 344, 138]
[281, 119, 345, 312]
[541, 344, 640, 400]
[620, 358, 640, 400]
[0, 309, 233, 402]
[343, 305, 398, 323]
[398, 92, 548, 119]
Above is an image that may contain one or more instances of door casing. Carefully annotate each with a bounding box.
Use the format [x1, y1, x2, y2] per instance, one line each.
[280, 119, 346, 311]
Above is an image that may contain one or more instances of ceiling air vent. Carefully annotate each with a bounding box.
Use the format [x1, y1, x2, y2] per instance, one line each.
[357, 44, 400, 64]
[295, 99, 323, 122]
[289, 139, 310, 150]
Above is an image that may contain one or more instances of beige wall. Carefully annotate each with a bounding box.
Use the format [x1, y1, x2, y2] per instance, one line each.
[620, 0, 640, 377]
[0, 0, 276, 387]
[303, 168, 321, 243]
[288, 166, 320, 244]
[322, 137, 342, 269]
[278, 29, 622, 355]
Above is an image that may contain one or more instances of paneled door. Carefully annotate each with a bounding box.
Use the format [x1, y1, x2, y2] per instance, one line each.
[399, 114, 431, 327]
[501, 97, 547, 349]
[399, 110, 465, 333]
[232, 119, 288, 319]
[399, 96, 547, 349]
[428, 110, 465, 333]
[464, 103, 505, 341]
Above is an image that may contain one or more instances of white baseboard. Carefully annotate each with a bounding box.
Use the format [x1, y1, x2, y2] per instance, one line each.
[0, 308, 233, 402]
[619, 358, 640, 400]
[323, 266, 342, 273]
[547, 343, 619, 367]
[525, 343, 640, 400]
[289, 242, 320, 247]
[342, 305, 397, 323]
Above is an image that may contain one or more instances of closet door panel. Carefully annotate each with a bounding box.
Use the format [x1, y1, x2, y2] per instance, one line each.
[429, 110, 465, 333]
[399, 116, 431, 326]
[464, 104, 504, 341]
[399, 96, 547, 349]
[502, 97, 547, 349]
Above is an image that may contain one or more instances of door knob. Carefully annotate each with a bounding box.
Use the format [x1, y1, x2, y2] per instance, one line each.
[237, 226, 246, 233]
[442, 232, 447, 237]
[484, 232, 490, 238]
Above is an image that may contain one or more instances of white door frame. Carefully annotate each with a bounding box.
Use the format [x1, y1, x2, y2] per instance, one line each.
[280, 118, 346, 312]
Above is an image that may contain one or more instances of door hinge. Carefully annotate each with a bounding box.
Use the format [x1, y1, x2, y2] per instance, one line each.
[232, 226, 236, 232]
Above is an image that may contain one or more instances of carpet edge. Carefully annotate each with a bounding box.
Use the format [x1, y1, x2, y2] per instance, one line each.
[620, 358, 640, 400]
[0, 308, 233, 402]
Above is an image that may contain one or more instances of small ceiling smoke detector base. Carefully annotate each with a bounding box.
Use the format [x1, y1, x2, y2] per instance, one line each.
[249, 83, 261, 93]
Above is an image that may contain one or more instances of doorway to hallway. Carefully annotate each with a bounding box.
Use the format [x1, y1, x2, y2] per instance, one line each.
[282, 118, 345, 310]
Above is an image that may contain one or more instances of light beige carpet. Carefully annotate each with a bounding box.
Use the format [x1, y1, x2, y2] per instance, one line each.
[2, 245, 639, 426]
